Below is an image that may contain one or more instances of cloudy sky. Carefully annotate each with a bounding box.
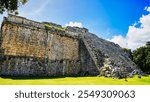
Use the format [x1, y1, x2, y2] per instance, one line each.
[0, 0, 150, 50]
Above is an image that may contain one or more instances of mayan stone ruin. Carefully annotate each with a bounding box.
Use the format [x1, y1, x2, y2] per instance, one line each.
[0, 15, 138, 78]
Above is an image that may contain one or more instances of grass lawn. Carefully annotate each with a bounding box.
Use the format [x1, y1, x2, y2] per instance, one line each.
[0, 75, 150, 85]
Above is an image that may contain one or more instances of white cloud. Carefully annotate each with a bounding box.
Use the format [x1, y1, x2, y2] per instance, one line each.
[145, 6, 150, 12]
[109, 6, 150, 50]
[0, 13, 7, 27]
[108, 35, 127, 48]
[65, 21, 83, 28]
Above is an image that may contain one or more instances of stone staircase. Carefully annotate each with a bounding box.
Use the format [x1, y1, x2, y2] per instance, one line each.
[80, 34, 100, 71]
[0, 48, 4, 60]
[0, 31, 4, 58]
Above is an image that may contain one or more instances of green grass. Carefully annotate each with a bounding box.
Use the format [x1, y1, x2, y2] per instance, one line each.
[44, 24, 65, 31]
[0, 75, 150, 85]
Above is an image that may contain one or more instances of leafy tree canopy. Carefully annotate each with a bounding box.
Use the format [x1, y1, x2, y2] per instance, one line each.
[132, 41, 150, 73]
[146, 41, 150, 46]
[0, 0, 28, 14]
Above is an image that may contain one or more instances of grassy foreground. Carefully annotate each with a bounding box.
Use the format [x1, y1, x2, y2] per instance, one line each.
[0, 75, 150, 85]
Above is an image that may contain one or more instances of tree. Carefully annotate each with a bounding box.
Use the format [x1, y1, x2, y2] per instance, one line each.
[146, 41, 150, 46]
[123, 48, 133, 60]
[0, 0, 28, 14]
[132, 42, 150, 73]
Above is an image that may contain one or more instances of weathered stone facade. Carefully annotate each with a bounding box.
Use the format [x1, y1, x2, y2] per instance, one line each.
[0, 15, 137, 77]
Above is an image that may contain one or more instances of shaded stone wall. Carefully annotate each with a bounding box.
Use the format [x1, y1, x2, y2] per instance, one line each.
[79, 39, 99, 76]
[0, 55, 81, 76]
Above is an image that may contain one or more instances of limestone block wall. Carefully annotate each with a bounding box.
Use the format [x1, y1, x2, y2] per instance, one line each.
[0, 15, 89, 76]
[1, 23, 47, 58]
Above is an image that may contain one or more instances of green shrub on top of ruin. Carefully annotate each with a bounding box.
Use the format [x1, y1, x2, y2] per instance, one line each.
[44, 23, 65, 31]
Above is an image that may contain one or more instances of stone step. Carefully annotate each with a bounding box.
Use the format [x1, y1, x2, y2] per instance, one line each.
[81, 35, 99, 70]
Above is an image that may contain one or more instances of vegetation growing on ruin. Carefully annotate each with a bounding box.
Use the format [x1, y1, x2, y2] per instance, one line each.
[44, 23, 66, 31]
[123, 42, 150, 74]
[0, 75, 150, 85]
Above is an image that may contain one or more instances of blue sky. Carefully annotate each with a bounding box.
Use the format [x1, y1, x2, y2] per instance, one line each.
[0, 0, 150, 50]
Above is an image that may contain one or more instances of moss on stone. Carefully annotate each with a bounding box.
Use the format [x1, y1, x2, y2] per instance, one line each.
[44, 23, 65, 31]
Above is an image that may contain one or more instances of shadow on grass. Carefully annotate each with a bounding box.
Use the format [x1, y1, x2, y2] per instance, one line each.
[0, 75, 95, 80]
[0, 76, 65, 80]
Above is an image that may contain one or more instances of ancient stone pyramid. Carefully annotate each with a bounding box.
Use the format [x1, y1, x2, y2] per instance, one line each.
[0, 15, 137, 78]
